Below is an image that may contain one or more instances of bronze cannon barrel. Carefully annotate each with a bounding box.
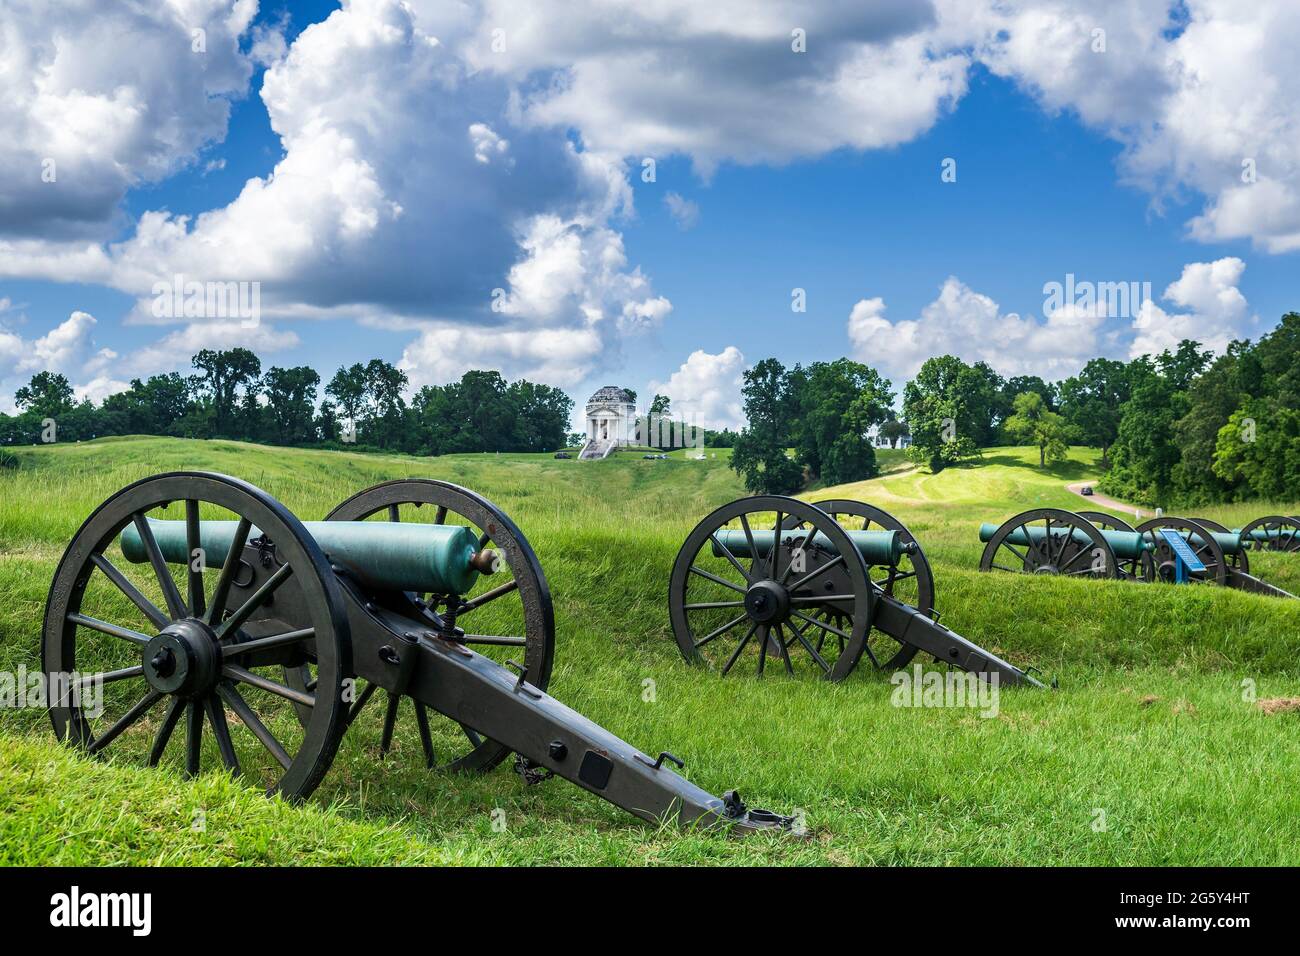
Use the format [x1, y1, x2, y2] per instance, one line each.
[121, 518, 491, 595]
[712, 527, 907, 567]
[978, 522, 1154, 560]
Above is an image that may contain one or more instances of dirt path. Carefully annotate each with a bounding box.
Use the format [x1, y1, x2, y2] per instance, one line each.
[1066, 480, 1150, 519]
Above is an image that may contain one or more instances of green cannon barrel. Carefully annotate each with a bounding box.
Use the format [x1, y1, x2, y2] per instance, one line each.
[1236, 528, 1287, 544]
[978, 522, 1244, 558]
[121, 518, 485, 595]
[712, 528, 905, 567]
[978, 523, 1154, 560]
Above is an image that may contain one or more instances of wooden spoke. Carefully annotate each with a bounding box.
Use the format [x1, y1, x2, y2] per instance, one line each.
[133, 512, 186, 621]
[222, 662, 315, 708]
[738, 514, 759, 571]
[222, 627, 314, 658]
[204, 695, 240, 775]
[148, 697, 186, 766]
[218, 683, 291, 771]
[387, 504, 401, 522]
[184, 701, 203, 776]
[773, 624, 795, 675]
[72, 665, 144, 691]
[693, 613, 748, 650]
[215, 563, 293, 640]
[683, 600, 747, 610]
[790, 609, 850, 642]
[67, 612, 152, 646]
[204, 517, 252, 626]
[460, 578, 518, 612]
[721, 623, 758, 676]
[770, 512, 783, 578]
[786, 553, 845, 593]
[91, 553, 169, 630]
[789, 624, 831, 673]
[184, 499, 206, 617]
[87, 690, 162, 754]
[710, 533, 752, 585]
[689, 565, 747, 594]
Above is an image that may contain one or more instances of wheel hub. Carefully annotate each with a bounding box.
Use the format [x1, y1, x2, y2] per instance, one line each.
[744, 579, 790, 624]
[142, 619, 221, 697]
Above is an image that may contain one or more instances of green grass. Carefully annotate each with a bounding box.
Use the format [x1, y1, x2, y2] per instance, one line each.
[2, 437, 1300, 865]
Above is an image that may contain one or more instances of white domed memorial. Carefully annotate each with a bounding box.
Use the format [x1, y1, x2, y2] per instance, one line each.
[580, 386, 637, 459]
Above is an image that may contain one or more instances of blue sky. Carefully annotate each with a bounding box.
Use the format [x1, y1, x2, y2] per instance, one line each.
[2, 1, 1296, 427]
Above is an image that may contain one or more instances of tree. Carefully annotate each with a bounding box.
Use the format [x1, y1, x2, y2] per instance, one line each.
[192, 348, 261, 438]
[14, 372, 75, 418]
[361, 359, 409, 448]
[507, 379, 574, 452]
[263, 366, 320, 445]
[1058, 358, 1129, 463]
[649, 394, 671, 417]
[325, 364, 368, 437]
[901, 356, 981, 472]
[730, 358, 803, 494]
[1003, 391, 1071, 467]
[101, 373, 192, 435]
[879, 416, 909, 448]
[794, 358, 893, 485]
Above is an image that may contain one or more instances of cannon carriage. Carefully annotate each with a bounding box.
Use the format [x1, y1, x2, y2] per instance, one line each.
[978, 507, 1297, 599]
[668, 496, 1046, 687]
[42, 472, 796, 835]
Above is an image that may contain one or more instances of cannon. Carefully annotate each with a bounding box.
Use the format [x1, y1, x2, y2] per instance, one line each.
[41, 472, 796, 834]
[1235, 515, 1300, 553]
[668, 496, 1046, 687]
[978, 508, 1296, 599]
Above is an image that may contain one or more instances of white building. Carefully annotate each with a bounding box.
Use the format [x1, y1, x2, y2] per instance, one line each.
[580, 386, 637, 459]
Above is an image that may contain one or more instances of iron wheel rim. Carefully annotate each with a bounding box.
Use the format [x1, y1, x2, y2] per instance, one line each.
[980, 508, 1120, 579]
[669, 495, 874, 681]
[313, 478, 554, 774]
[41, 471, 348, 800]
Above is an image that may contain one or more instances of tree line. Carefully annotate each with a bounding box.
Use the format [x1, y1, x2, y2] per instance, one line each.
[730, 312, 1299, 506]
[1, 347, 574, 457]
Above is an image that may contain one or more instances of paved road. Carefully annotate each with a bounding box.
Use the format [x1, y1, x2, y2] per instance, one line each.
[1066, 481, 1150, 519]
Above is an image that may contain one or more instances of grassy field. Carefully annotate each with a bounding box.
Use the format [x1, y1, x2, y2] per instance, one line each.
[3, 437, 1300, 865]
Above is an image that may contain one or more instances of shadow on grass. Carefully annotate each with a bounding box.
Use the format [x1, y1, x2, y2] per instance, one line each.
[968, 453, 1093, 481]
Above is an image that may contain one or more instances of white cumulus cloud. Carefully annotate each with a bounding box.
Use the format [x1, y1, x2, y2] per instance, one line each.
[648, 346, 746, 430]
[1129, 257, 1254, 357]
[848, 278, 1105, 381]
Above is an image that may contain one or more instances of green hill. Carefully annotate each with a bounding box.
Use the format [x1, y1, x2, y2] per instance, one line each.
[2, 437, 1299, 865]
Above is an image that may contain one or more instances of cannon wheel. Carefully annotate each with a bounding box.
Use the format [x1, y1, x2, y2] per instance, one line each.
[1237, 515, 1300, 554]
[310, 479, 555, 774]
[42, 472, 348, 800]
[780, 499, 931, 671]
[1077, 510, 1156, 582]
[1135, 517, 1228, 586]
[979, 508, 1120, 579]
[669, 496, 874, 681]
[1188, 517, 1250, 574]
